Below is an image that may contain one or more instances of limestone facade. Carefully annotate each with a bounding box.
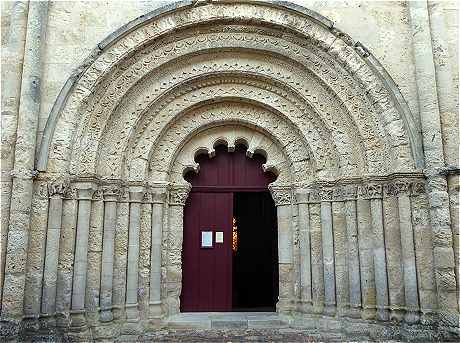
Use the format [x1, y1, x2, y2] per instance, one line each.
[0, 0, 459, 340]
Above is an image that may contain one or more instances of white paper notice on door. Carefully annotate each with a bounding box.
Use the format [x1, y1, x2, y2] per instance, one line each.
[215, 231, 224, 243]
[201, 230, 213, 248]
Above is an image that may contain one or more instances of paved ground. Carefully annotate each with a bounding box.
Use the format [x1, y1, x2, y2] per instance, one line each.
[130, 328, 377, 342]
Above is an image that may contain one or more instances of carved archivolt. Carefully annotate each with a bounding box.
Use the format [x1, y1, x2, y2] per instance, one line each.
[39, 1, 421, 185]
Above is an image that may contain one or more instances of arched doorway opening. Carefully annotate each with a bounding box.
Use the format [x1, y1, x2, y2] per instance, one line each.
[180, 144, 278, 312]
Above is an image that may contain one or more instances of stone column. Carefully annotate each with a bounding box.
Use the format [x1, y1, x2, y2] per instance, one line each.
[125, 186, 144, 320]
[1, 1, 48, 325]
[395, 181, 420, 323]
[332, 187, 349, 316]
[55, 186, 78, 327]
[368, 184, 389, 321]
[410, 181, 437, 324]
[70, 181, 97, 328]
[295, 188, 312, 312]
[383, 183, 405, 322]
[343, 185, 361, 318]
[149, 186, 167, 318]
[112, 189, 129, 320]
[41, 180, 68, 316]
[356, 185, 376, 320]
[319, 187, 336, 316]
[166, 185, 191, 315]
[269, 185, 294, 313]
[309, 190, 324, 314]
[409, 0, 459, 325]
[1, 1, 29, 306]
[99, 184, 120, 322]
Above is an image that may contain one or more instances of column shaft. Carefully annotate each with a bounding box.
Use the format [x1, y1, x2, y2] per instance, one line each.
[296, 191, 312, 310]
[320, 200, 336, 315]
[398, 192, 420, 323]
[370, 197, 389, 321]
[42, 184, 66, 315]
[1, 0, 49, 320]
[149, 188, 166, 318]
[71, 184, 96, 327]
[332, 201, 349, 315]
[1, 1, 29, 307]
[356, 197, 376, 320]
[99, 186, 119, 322]
[344, 199, 361, 317]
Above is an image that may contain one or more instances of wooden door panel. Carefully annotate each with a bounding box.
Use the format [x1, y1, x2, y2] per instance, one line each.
[181, 192, 232, 312]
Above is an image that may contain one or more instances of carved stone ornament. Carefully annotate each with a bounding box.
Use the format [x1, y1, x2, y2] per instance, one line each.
[269, 186, 292, 206]
[102, 184, 121, 201]
[411, 181, 426, 196]
[366, 183, 383, 198]
[48, 180, 69, 197]
[151, 186, 168, 203]
[169, 185, 191, 206]
[319, 188, 333, 201]
[393, 180, 411, 196]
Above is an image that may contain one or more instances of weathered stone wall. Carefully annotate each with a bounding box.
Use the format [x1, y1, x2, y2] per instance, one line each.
[1, 1, 458, 341]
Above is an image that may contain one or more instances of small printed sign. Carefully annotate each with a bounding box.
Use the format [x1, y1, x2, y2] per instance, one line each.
[201, 230, 213, 248]
[215, 231, 224, 243]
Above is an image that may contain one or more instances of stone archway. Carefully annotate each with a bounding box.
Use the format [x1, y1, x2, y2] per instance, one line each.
[2, 0, 457, 340]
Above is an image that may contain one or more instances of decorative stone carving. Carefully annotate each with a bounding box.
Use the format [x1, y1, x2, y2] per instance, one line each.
[269, 186, 293, 206]
[168, 185, 191, 206]
[366, 184, 383, 198]
[102, 184, 121, 201]
[48, 180, 68, 197]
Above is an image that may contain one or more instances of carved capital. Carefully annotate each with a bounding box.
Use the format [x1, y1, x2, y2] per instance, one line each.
[151, 185, 168, 204]
[366, 183, 383, 198]
[319, 187, 333, 201]
[341, 184, 357, 200]
[269, 186, 292, 206]
[129, 185, 145, 202]
[74, 182, 98, 200]
[169, 184, 191, 206]
[48, 180, 68, 198]
[295, 188, 310, 203]
[411, 181, 426, 196]
[357, 184, 368, 199]
[102, 184, 121, 201]
[393, 180, 411, 196]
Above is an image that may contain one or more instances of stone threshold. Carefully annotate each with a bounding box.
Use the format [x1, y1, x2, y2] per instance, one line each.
[167, 312, 288, 329]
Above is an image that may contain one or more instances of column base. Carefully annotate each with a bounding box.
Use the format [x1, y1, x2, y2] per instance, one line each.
[99, 308, 113, 322]
[149, 301, 163, 319]
[69, 310, 87, 330]
[404, 310, 420, 324]
[125, 304, 139, 320]
[376, 308, 389, 321]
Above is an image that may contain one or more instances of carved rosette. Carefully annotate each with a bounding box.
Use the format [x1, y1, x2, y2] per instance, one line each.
[269, 186, 293, 206]
[169, 184, 191, 206]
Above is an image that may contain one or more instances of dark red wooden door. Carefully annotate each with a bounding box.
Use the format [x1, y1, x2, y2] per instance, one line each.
[180, 146, 276, 312]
